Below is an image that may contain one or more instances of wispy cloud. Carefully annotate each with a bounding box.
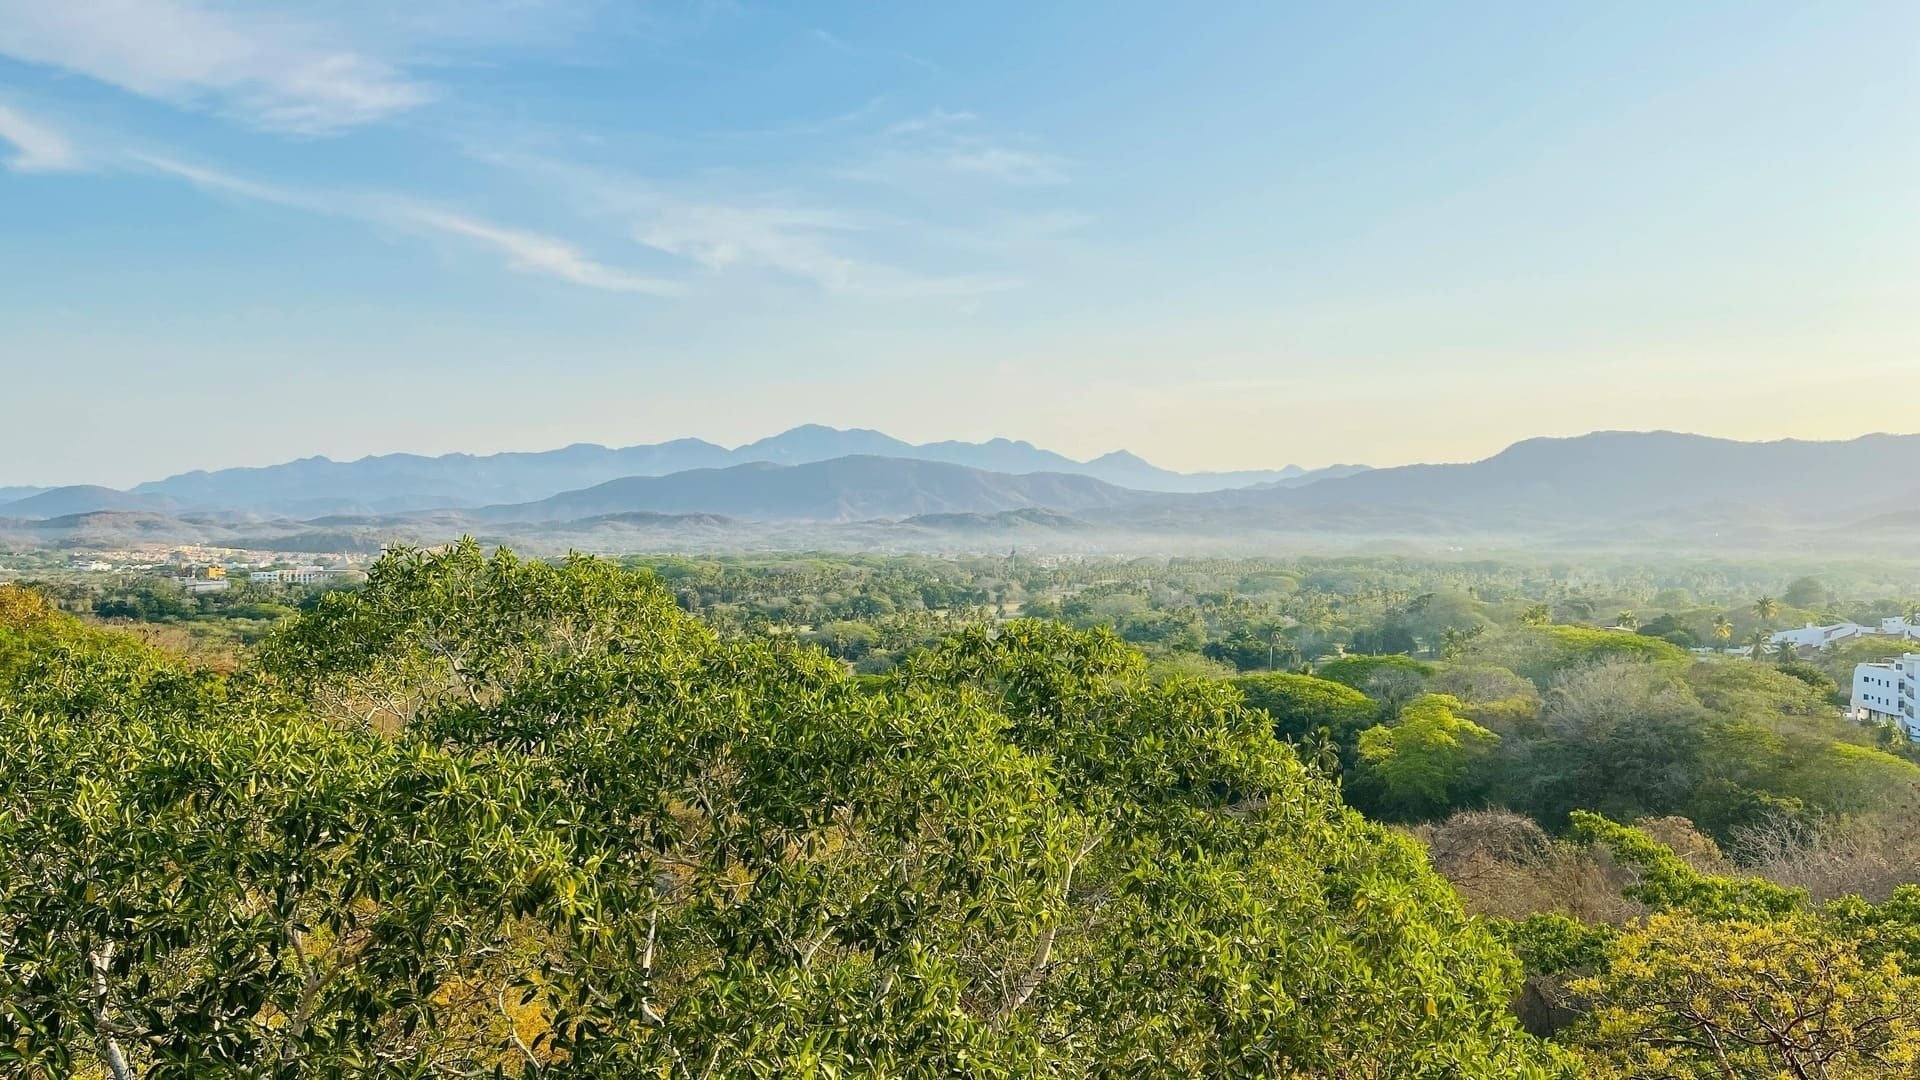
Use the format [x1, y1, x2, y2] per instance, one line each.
[0, 0, 432, 134]
[638, 198, 1017, 297]
[854, 109, 1071, 187]
[483, 151, 1019, 299]
[134, 152, 680, 295]
[809, 28, 938, 73]
[132, 152, 314, 206]
[400, 206, 683, 295]
[0, 103, 80, 171]
[944, 146, 1069, 186]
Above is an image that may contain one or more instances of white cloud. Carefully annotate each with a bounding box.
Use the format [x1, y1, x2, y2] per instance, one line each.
[132, 152, 315, 207]
[636, 201, 866, 288]
[635, 198, 1015, 297]
[0, 103, 80, 171]
[944, 146, 1069, 186]
[401, 207, 683, 296]
[0, 0, 432, 134]
[855, 109, 1071, 187]
[134, 153, 679, 295]
[485, 151, 1018, 298]
[884, 109, 977, 137]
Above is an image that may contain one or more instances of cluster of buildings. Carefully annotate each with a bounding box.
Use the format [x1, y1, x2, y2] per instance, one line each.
[245, 566, 353, 585]
[166, 562, 359, 592]
[1745, 618, 1920, 741]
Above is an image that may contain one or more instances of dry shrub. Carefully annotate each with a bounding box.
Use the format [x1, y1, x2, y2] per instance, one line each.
[1631, 815, 1727, 874]
[1732, 799, 1920, 903]
[1413, 809, 1643, 925]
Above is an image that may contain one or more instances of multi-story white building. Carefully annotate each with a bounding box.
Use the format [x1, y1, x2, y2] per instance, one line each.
[1853, 654, 1920, 739]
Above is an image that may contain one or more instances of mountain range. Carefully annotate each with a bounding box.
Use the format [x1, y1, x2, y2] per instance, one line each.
[8, 425, 1359, 518]
[4, 429, 1917, 556]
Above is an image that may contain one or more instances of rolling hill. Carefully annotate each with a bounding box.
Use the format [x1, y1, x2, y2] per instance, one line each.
[0, 486, 183, 519]
[474, 456, 1156, 523]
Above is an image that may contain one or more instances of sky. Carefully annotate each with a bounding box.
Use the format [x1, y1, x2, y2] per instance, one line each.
[1, 1, 1915, 487]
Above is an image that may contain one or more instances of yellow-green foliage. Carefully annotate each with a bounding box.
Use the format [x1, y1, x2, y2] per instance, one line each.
[1572, 912, 1920, 1078]
[1569, 811, 1804, 919]
[1532, 625, 1688, 671]
[1356, 694, 1499, 820]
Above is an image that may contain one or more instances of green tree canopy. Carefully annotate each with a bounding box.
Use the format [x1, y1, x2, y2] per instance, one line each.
[1354, 694, 1499, 820]
[0, 545, 1568, 1078]
[1230, 670, 1378, 744]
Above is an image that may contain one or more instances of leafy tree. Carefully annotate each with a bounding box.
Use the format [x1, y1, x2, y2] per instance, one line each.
[1496, 913, 1615, 978]
[1202, 625, 1297, 672]
[1495, 626, 1689, 687]
[1570, 912, 1920, 1078]
[1317, 653, 1434, 690]
[1775, 661, 1839, 701]
[1232, 671, 1378, 744]
[1498, 661, 1709, 826]
[1355, 694, 1499, 820]
[1783, 576, 1829, 610]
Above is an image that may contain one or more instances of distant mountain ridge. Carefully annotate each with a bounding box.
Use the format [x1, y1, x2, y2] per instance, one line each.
[7, 431, 1916, 559]
[0, 425, 1357, 518]
[0, 485, 182, 519]
[1215, 430, 1920, 521]
[472, 456, 1155, 523]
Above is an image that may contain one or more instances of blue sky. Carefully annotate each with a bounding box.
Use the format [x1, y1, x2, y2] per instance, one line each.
[1, 1, 1914, 487]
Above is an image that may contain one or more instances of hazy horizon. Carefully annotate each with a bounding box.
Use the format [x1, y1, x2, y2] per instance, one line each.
[3, 2, 1915, 486]
[9, 422, 1920, 493]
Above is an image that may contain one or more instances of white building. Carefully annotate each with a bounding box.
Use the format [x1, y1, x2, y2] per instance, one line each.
[1880, 617, 1920, 640]
[1769, 622, 1869, 653]
[1852, 654, 1920, 739]
[249, 566, 343, 585]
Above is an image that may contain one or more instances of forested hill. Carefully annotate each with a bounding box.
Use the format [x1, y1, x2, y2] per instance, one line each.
[473, 455, 1153, 522]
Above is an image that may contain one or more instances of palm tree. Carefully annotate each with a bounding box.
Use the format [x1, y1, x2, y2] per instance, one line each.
[1519, 603, 1552, 628]
[1754, 596, 1780, 624]
[1615, 611, 1639, 631]
[1300, 729, 1342, 779]
[1774, 640, 1800, 664]
[1746, 628, 1772, 661]
[1711, 615, 1734, 645]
